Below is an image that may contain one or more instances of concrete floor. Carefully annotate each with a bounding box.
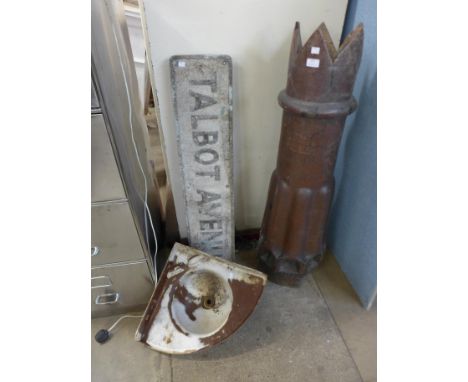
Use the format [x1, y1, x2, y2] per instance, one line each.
[92, 252, 376, 382]
[93, 115, 376, 381]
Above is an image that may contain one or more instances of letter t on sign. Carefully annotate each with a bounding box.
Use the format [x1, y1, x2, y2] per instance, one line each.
[170, 55, 234, 260]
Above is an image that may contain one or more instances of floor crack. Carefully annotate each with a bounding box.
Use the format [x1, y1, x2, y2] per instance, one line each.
[169, 354, 173, 382]
[307, 274, 364, 382]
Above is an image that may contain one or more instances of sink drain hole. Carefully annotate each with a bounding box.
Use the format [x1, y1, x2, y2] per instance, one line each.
[202, 296, 215, 309]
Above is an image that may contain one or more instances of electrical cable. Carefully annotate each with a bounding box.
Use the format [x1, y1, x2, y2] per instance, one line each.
[94, 314, 143, 344]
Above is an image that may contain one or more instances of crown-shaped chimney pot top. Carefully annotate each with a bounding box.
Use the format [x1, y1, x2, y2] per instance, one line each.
[286, 22, 364, 103]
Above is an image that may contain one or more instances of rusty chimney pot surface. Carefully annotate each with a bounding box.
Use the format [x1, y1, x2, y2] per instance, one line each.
[257, 22, 364, 286]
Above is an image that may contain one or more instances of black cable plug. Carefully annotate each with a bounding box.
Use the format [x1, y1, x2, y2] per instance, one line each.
[94, 329, 111, 344]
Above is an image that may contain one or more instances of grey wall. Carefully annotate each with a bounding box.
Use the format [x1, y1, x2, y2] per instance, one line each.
[327, 0, 377, 309]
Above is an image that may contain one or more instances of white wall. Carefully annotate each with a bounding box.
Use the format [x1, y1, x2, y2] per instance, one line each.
[139, 0, 348, 237]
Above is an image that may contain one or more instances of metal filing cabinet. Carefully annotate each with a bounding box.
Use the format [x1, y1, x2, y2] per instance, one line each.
[91, 104, 154, 318]
[91, 0, 161, 318]
[91, 97, 154, 317]
[91, 260, 153, 317]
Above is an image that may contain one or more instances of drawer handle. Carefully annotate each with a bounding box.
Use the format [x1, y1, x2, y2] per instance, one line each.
[91, 246, 101, 257]
[91, 275, 112, 289]
[95, 292, 120, 305]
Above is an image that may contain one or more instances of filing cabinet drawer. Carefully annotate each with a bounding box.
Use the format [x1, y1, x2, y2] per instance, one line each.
[91, 201, 146, 266]
[91, 260, 154, 318]
[91, 114, 126, 203]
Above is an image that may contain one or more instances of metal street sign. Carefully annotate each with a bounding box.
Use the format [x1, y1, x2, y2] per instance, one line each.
[170, 55, 234, 260]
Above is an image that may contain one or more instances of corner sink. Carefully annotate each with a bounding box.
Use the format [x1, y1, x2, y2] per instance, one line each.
[135, 243, 267, 354]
